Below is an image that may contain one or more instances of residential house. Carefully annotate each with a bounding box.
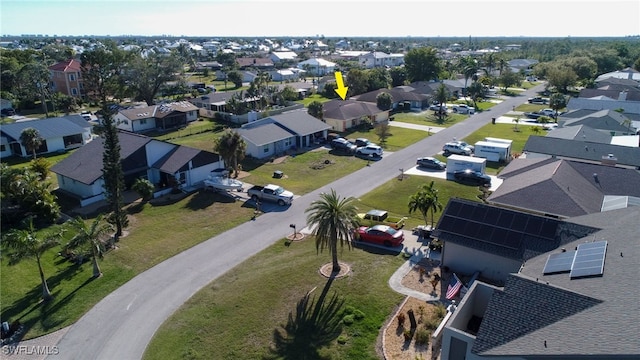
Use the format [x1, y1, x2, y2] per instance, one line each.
[487, 158, 640, 218]
[269, 51, 298, 63]
[357, 51, 405, 69]
[50, 131, 224, 206]
[296, 58, 336, 76]
[0, 115, 93, 158]
[194, 61, 222, 72]
[558, 109, 636, 135]
[507, 58, 538, 74]
[434, 197, 639, 360]
[189, 90, 260, 114]
[405, 80, 464, 99]
[522, 136, 640, 169]
[595, 66, 640, 82]
[236, 110, 331, 159]
[113, 101, 199, 133]
[322, 99, 390, 132]
[351, 88, 429, 111]
[236, 57, 275, 70]
[48, 58, 84, 98]
[269, 68, 300, 82]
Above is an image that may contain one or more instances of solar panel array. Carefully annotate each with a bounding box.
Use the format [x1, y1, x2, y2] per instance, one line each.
[438, 200, 561, 251]
[570, 241, 607, 279]
[542, 241, 608, 278]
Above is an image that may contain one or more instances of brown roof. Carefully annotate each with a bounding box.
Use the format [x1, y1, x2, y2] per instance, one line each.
[48, 58, 82, 72]
[323, 99, 386, 120]
[236, 57, 274, 68]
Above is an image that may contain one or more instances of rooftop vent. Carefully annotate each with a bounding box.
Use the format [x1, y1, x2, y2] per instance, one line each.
[601, 154, 617, 166]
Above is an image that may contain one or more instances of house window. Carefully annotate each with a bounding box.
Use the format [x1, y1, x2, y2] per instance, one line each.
[0, 144, 5, 151]
[71, 88, 78, 95]
[263, 145, 269, 153]
[69, 74, 75, 81]
[140, 119, 147, 125]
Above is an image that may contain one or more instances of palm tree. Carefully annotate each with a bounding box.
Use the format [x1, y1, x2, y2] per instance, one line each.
[1, 218, 62, 301]
[407, 181, 443, 228]
[305, 189, 359, 274]
[214, 129, 247, 178]
[434, 83, 450, 122]
[65, 215, 114, 278]
[19, 127, 44, 159]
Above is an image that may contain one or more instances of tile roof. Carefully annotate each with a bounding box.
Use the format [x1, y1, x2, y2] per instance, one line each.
[476, 206, 640, 357]
[0, 115, 89, 141]
[523, 136, 640, 168]
[48, 58, 82, 72]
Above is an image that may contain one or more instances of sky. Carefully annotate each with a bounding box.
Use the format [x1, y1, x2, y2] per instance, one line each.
[1, 0, 639, 38]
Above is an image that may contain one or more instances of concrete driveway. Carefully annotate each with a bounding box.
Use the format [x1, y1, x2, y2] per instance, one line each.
[43, 84, 547, 360]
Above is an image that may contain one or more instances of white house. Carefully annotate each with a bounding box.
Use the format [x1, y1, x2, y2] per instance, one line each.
[296, 58, 336, 76]
[357, 52, 405, 69]
[269, 51, 298, 63]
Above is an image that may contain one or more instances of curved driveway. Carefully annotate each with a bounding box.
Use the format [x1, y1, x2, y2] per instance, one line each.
[48, 84, 544, 360]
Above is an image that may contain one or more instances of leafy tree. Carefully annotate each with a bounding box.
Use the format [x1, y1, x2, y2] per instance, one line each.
[407, 181, 442, 227]
[305, 189, 359, 274]
[346, 69, 368, 96]
[30, 157, 51, 181]
[375, 122, 391, 146]
[307, 100, 324, 120]
[498, 70, 521, 92]
[215, 52, 237, 70]
[225, 90, 249, 115]
[65, 215, 114, 278]
[547, 65, 577, 93]
[389, 66, 407, 87]
[126, 51, 183, 106]
[1, 218, 63, 301]
[0, 165, 60, 227]
[404, 47, 442, 82]
[132, 178, 155, 202]
[376, 92, 392, 111]
[366, 67, 390, 92]
[563, 56, 598, 82]
[19, 127, 43, 159]
[549, 93, 567, 121]
[226, 70, 243, 88]
[279, 85, 299, 102]
[51, 92, 80, 114]
[246, 72, 272, 110]
[214, 129, 247, 178]
[322, 81, 338, 99]
[458, 56, 479, 93]
[17, 62, 52, 117]
[466, 81, 485, 110]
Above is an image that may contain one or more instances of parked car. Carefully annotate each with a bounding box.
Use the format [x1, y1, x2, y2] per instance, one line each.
[354, 138, 371, 147]
[331, 138, 357, 153]
[247, 184, 294, 206]
[452, 104, 475, 114]
[356, 144, 383, 157]
[450, 140, 474, 152]
[429, 103, 448, 112]
[416, 157, 446, 170]
[355, 224, 405, 247]
[442, 142, 473, 156]
[524, 108, 556, 120]
[453, 169, 492, 186]
[527, 96, 548, 104]
[1, 108, 16, 117]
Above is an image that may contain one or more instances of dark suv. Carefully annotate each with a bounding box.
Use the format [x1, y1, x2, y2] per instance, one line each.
[331, 138, 357, 153]
[453, 169, 491, 186]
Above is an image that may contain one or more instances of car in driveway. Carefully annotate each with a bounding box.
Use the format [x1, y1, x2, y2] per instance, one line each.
[355, 138, 371, 147]
[442, 142, 473, 156]
[331, 138, 357, 153]
[450, 140, 474, 152]
[356, 144, 383, 157]
[453, 169, 492, 186]
[416, 157, 446, 170]
[355, 224, 405, 247]
[451, 104, 475, 114]
[527, 96, 548, 104]
[429, 103, 448, 112]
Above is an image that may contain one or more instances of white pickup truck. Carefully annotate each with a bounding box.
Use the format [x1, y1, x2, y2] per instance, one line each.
[247, 184, 294, 206]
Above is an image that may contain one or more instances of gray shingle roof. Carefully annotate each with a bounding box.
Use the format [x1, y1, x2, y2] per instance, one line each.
[546, 124, 613, 143]
[478, 206, 640, 357]
[351, 88, 429, 103]
[266, 111, 331, 136]
[558, 109, 635, 133]
[322, 99, 384, 120]
[523, 136, 640, 168]
[0, 115, 89, 141]
[236, 123, 293, 147]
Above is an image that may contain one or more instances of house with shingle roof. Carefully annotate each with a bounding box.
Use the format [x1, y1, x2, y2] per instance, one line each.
[522, 135, 640, 169]
[432, 198, 640, 359]
[236, 57, 274, 69]
[48, 58, 84, 98]
[50, 131, 223, 206]
[0, 115, 93, 158]
[488, 158, 640, 217]
[322, 99, 390, 132]
[113, 101, 199, 133]
[236, 110, 331, 159]
[558, 109, 636, 135]
[351, 88, 429, 111]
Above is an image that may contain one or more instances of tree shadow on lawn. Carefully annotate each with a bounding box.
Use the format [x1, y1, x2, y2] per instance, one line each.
[265, 276, 344, 360]
[182, 189, 237, 210]
[1, 262, 93, 341]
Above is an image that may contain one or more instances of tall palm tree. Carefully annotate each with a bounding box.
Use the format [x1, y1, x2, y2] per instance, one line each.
[407, 181, 443, 228]
[65, 215, 114, 278]
[1, 218, 62, 301]
[434, 84, 450, 122]
[305, 189, 359, 274]
[214, 129, 247, 178]
[19, 127, 44, 159]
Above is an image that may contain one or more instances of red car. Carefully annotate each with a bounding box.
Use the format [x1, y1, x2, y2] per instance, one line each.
[355, 225, 405, 247]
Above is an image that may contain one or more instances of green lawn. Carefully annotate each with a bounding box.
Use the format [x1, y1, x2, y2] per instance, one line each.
[143, 176, 486, 360]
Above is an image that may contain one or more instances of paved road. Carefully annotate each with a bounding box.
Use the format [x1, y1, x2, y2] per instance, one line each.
[47, 84, 545, 360]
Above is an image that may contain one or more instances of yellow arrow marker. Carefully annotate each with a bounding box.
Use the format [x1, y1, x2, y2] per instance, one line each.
[334, 71, 348, 100]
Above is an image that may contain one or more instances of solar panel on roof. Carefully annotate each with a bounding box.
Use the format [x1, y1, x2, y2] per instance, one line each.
[570, 241, 607, 279]
[525, 217, 543, 234]
[511, 213, 528, 232]
[496, 212, 514, 228]
[543, 250, 576, 274]
[539, 222, 558, 240]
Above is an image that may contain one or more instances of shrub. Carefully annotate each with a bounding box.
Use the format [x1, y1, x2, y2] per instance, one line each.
[423, 316, 440, 331]
[403, 328, 413, 341]
[397, 312, 406, 327]
[337, 335, 348, 344]
[342, 314, 355, 325]
[415, 328, 431, 345]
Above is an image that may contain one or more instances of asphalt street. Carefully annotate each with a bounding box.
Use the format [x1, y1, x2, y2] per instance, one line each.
[47, 84, 546, 360]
